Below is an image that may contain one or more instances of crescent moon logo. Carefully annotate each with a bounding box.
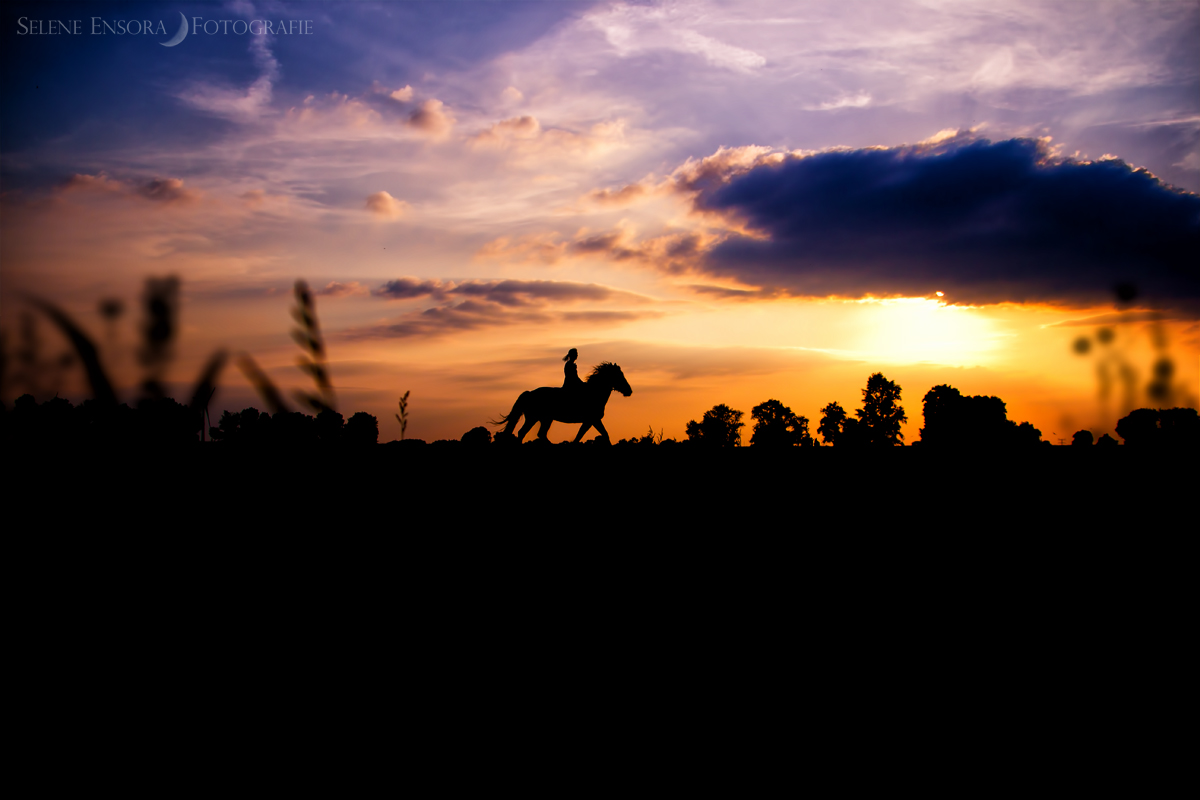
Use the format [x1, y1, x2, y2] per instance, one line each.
[160, 11, 188, 47]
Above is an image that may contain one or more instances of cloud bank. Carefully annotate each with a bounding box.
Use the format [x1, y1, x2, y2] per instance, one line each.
[689, 137, 1198, 310]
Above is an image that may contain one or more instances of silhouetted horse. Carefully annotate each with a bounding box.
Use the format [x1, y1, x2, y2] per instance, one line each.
[496, 362, 632, 443]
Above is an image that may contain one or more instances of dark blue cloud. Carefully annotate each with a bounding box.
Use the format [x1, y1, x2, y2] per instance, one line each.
[696, 138, 1200, 310]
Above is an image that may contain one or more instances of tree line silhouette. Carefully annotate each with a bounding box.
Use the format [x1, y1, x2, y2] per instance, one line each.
[8, 377, 1194, 449]
[626, 370, 1198, 449]
[2, 276, 1196, 450]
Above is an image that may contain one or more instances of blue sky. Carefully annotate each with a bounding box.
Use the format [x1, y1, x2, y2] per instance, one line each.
[5, 0, 1197, 189]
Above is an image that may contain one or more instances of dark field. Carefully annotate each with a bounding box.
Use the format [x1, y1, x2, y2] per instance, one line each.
[10, 442, 1192, 533]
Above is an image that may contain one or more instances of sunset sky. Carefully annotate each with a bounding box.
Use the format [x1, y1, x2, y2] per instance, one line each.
[3, 0, 1197, 443]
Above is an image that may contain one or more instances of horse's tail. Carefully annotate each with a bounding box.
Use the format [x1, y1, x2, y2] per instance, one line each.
[489, 391, 529, 433]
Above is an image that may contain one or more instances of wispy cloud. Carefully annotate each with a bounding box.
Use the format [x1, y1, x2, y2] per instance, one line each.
[315, 281, 370, 298]
[371, 278, 650, 306]
[1045, 310, 1186, 327]
[584, 3, 766, 72]
[349, 301, 660, 340]
[179, 35, 279, 120]
[353, 277, 660, 339]
[810, 92, 872, 111]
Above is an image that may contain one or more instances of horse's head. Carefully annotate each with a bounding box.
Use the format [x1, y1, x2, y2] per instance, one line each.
[588, 362, 632, 397]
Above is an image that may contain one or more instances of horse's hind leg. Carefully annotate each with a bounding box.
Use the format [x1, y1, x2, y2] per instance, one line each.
[516, 416, 536, 443]
[537, 418, 553, 441]
[573, 422, 593, 443]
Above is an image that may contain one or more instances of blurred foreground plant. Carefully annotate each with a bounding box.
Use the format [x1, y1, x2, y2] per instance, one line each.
[11, 277, 226, 441]
[396, 391, 410, 440]
[1070, 283, 1198, 429]
[2, 276, 400, 446]
[291, 280, 336, 413]
[139, 276, 179, 399]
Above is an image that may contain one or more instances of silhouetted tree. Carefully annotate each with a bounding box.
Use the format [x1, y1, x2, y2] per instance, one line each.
[346, 412, 379, 445]
[857, 372, 906, 445]
[1159, 407, 1200, 446]
[1, 392, 221, 446]
[1072, 430, 1094, 446]
[918, 384, 1044, 447]
[269, 410, 318, 444]
[211, 409, 236, 441]
[1096, 433, 1118, 447]
[315, 408, 344, 442]
[750, 399, 810, 447]
[134, 396, 195, 444]
[76, 397, 131, 444]
[919, 385, 966, 446]
[685, 404, 744, 448]
[1115, 408, 1159, 446]
[211, 407, 274, 443]
[7, 393, 74, 445]
[40, 396, 77, 444]
[1117, 407, 1200, 447]
[1017, 422, 1046, 446]
[460, 425, 491, 447]
[818, 402, 847, 445]
[839, 416, 869, 447]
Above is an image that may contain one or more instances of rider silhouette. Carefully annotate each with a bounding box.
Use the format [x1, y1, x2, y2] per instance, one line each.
[562, 349, 584, 400]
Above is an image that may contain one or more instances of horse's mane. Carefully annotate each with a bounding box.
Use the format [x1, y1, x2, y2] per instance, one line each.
[585, 362, 619, 383]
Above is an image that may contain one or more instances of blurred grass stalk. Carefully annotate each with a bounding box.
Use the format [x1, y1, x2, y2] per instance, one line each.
[396, 390, 410, 440]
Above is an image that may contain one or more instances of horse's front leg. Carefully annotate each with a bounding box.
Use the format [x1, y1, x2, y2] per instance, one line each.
[537, 418, 553, 441]
[592, 419, 610, 443]
[573, 422, 593, 443]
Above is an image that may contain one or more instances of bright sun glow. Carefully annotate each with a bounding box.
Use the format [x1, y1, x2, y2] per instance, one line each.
[843, 298, 998, 364]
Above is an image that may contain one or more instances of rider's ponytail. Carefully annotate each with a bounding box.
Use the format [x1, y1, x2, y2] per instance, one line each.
[563, 348, 578, 362]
